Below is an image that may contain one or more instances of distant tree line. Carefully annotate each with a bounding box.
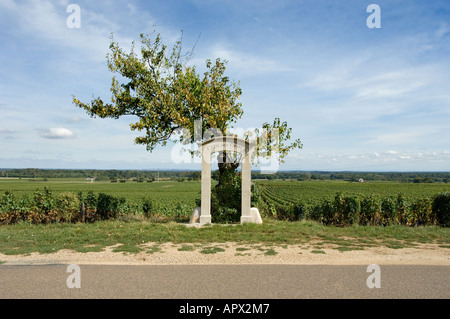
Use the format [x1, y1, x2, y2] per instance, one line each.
[0, 169, 201, 182]
[1, 169, 449, 183]
[251, 171, 450, 183]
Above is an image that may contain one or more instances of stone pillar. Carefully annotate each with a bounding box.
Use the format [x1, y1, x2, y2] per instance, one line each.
[200, 149, 212, 224]
[240, 150, 252, 224]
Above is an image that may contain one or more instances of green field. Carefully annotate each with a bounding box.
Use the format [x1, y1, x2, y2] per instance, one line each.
[0, 178, 201, 215]
[2, 178, 450, 210]
[257, 180, 450, 206]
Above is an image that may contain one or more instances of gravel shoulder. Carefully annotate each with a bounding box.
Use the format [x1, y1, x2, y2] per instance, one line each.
[1, 242, 449, 266]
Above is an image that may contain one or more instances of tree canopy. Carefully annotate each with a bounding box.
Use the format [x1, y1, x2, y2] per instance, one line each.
[73, 31, 302, 168]
[73, 32, 243, 152]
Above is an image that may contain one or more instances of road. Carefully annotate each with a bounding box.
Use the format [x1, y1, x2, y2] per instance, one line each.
[0, 264, 448, 299]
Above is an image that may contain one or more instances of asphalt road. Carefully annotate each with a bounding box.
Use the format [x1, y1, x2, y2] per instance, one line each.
[0, 264, 448, 299]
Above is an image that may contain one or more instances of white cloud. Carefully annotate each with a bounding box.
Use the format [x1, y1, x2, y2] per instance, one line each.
[68, 116, 82, 123]
[189, 44, 295, 76]
[385, 150, 398, 155]
[38, 127, 75, 139]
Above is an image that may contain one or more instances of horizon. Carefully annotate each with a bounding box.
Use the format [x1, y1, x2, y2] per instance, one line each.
[1, 1, 449, 171]
[2, 168, 450, 174]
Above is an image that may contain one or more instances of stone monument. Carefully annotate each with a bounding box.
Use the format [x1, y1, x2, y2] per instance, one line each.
[189, 135, 262, 225]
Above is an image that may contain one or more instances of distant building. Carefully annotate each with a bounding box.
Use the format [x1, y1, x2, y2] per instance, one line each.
[86, 177, 95, 183]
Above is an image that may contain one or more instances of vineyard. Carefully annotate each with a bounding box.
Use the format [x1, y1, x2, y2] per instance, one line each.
[257, 180, 450, 206]
[0, 179, 201, 223]
[1, 178, 450, 227]
[256, 180, 450, 227]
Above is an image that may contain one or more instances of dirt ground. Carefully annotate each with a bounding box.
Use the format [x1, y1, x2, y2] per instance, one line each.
[1, 242, 449, 266]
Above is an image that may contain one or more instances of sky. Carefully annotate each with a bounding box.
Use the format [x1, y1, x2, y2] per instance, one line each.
[0, 0, 449, 172]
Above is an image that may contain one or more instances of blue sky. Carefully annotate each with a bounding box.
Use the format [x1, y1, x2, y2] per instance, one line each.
[0, 0, 449, 171]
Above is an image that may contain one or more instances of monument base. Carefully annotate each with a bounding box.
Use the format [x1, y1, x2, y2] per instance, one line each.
[240, 207, 263, 224]
[189, 206, 262, 225]
[199, 215, 212, 225]
[240, 216, 253, 224]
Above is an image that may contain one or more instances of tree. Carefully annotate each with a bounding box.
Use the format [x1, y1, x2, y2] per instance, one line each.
[73, 32, 242, 150]
[73, 31, 302, 219]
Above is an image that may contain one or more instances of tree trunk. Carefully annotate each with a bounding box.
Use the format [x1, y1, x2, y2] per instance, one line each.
[216, 151, 239, 189]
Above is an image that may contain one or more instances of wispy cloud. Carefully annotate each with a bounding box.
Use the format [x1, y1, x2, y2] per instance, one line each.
[0, 129, 15, 134]
[0, 128, 17, 140]
[0, 0, 153, 64]
[367, 129, 434, 146]
[286, 149, 450, 171]
[38, 127, 75, 139]
[305, 57, 442, 101]
[68, 116, 82, 123]
[189, 44, 295, 76]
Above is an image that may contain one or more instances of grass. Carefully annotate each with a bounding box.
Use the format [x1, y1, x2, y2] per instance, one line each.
[0, 218, 448, 255]
[112, 244, 144, 254]
[263, 248, 278, 256]
[178, 244, 196, 252]
[146, 245, 163, 254]
[200, 246, 225, 254]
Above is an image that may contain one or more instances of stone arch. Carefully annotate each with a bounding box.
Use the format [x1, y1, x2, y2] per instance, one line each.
[194, 135, 261, 224]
